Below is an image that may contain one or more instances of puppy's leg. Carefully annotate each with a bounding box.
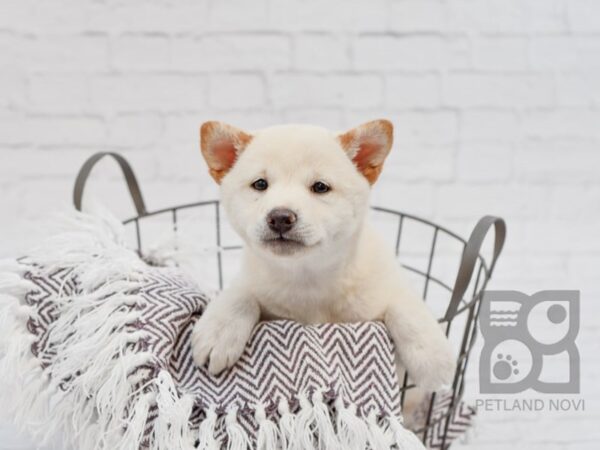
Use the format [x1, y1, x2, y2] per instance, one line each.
[384, 289, 456, 392]
[396, 366, 430, 431]
[191, 283, 259, 375]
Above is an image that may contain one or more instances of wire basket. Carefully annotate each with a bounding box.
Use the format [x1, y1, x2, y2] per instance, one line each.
[73, 152, 506, 449]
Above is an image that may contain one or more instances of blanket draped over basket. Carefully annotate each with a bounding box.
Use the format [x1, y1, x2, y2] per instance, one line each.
[0, 212, 473, 449]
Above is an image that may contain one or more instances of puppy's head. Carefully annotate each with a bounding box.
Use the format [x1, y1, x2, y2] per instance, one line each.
[200, 120, 393, 258]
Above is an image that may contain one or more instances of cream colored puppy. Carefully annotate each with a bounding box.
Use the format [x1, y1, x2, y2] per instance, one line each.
[191, 120, 455, 391]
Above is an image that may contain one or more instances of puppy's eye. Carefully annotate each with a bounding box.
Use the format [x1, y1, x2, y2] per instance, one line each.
[251, 178, 268, 191]
[311, 181, 330, 194]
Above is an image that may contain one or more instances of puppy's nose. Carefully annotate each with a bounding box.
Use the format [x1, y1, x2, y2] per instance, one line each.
[267, 208, 297, 234]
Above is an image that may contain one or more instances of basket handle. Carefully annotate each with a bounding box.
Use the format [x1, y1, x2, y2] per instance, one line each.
[73, 152, 147, 216]
[444, 215, 506, 321]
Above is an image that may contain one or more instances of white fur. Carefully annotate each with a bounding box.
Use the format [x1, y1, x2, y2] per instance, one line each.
[192, 123, 455, 392]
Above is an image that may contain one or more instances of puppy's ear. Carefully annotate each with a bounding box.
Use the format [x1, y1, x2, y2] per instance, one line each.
[337, 119, 393, 184]
[200, 121, 253, 183]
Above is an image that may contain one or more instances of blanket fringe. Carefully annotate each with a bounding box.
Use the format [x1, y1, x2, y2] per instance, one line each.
[197, 407, 220, 450]
[225, 408, 251, 450]
[0, 259, 50, 443]
[154, 371, 195, 450]
[367, 410, 394, 449]
[256, 403, 281, 450]
[388, 415, 428, 450]
[335, 399, 369, 450]
[0, 212, 165, 450]
[311, 391, 340, 450]
[294, 393, 317, 449]
[255, 393, 425, 450]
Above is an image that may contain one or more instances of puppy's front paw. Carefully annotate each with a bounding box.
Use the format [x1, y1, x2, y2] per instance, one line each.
[403, 340, 456, 392]
[191, 312, 256, 375]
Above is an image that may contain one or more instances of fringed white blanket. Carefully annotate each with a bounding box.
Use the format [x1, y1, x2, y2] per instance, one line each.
[0, 212, 469, 449]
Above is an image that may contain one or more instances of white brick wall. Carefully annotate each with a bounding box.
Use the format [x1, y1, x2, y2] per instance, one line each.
[1, 0, 599, 448]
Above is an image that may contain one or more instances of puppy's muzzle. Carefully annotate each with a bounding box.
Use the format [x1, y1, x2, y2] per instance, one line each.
[267, 208, 297, 234]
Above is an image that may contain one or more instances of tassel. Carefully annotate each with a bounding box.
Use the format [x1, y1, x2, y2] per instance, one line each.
[255, 403, 280, 450]
[335, 398, 369, 450]
[225, 407, 251, 450]
[116, 393, 152, 450]
[294, 393, 316, 450]
[278, 398, 296, 450]
[154, 371, 195, 450]
[366, 409, 393, 450]
[311, 390, 339, 450]
[387, 415, 426, 450]
[197, 407, 220, 450]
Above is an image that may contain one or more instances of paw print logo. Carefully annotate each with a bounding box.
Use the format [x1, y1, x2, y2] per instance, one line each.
[493, 354, 519, 380]
[479, 291, 580, 394]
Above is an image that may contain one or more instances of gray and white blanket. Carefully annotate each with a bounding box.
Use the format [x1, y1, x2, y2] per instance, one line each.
[0, 212, 473, 449]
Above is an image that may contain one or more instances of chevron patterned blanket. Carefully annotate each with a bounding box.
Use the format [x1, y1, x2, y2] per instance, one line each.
[0, 213, 473, 449]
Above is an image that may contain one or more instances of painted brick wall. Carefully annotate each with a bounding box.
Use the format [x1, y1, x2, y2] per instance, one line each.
[1, 0, 599, 448]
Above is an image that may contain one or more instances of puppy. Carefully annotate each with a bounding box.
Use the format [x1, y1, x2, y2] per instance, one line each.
[191, 120, 455, 392]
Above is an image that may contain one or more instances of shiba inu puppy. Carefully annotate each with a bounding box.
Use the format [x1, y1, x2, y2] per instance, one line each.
[192, 120, 455, 392]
